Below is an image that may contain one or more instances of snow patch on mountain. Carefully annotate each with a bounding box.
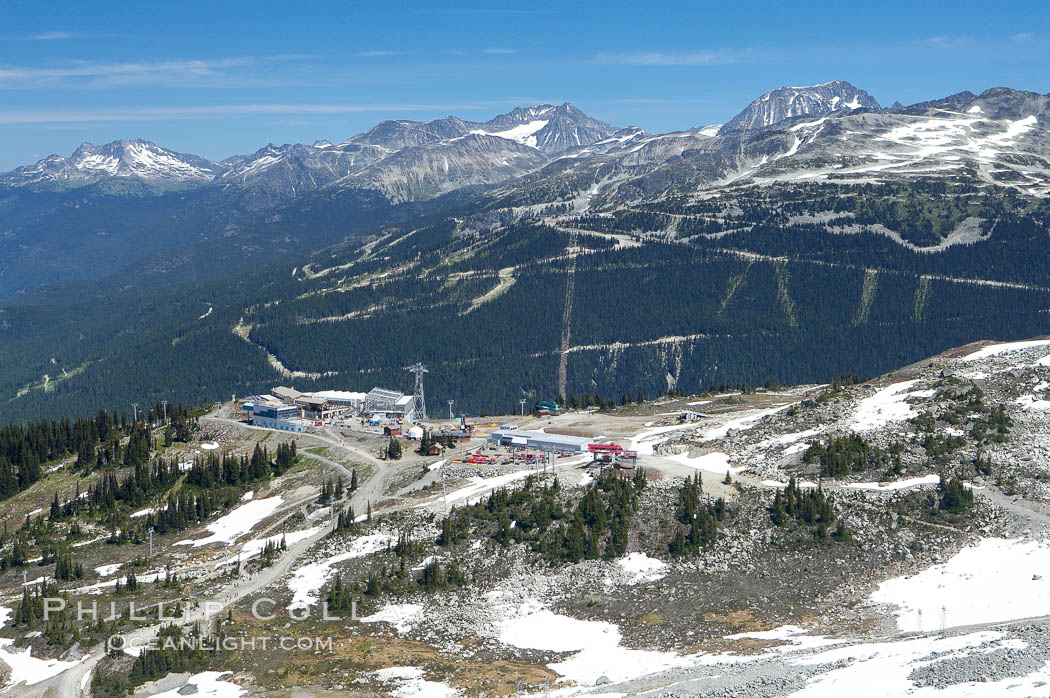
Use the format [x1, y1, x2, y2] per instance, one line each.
[472, 120, 550, 147]
[2, 139, 219, 187]
[721, 80, 880, 133]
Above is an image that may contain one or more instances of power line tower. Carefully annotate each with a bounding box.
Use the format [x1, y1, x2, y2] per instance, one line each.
[405, 363, 429, 420]
[557, 227, 579, 400]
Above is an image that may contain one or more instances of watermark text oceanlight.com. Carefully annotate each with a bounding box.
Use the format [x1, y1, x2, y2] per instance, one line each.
[107, 634, 334, 653]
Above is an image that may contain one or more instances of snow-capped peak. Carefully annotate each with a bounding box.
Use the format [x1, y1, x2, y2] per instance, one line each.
[721, 80, 880, 134]
[1, 140, 220, 187]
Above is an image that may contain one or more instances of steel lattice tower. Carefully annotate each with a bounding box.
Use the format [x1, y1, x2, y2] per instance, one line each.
[405, 362, 429, 419]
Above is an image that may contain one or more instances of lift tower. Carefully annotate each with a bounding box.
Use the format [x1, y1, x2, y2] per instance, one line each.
[405, 363, 429, 420]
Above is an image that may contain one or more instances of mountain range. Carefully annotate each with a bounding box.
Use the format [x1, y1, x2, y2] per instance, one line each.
[1, 81, 1045, 299]
[5, 81, 1046, 215]
[1, 102, 619, 199]
[0, 80, 1048, 422]
[4, 81, 1047, 214]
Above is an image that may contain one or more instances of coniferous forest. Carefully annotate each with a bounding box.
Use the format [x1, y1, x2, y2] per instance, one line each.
[0, 179, 1047, 421]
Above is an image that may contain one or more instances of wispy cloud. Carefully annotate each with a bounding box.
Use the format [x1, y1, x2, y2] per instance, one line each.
[23, 31, 80, 40]
[921, 35, 974, 50]
[412, 8, 555, 15]
[0, 50, 521, 89]
[0, 102, 501, 125]
[4, 30, 118, 41]
[607, 97, 724, 105]
[353, 50, 409, 57]
[0, 57, 261, 88]
[593, 50, 746, 66]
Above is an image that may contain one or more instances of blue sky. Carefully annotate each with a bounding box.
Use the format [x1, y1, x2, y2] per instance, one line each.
[0, 0, 1047, 170]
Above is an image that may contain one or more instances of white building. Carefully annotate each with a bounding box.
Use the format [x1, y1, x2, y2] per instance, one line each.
[364, 388, 415, 418]
[489, 429, 593, 453]
[248, 403, 309, 433]
[311, 390, 368, 409]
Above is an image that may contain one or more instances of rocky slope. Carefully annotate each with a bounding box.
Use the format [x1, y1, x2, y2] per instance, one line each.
[482, 86, 1050, 214]
[3, 338, 1050, 696]
[720, 79, 880, 133]
[0, 139, 221, 188]
[220, 102, 619, 205]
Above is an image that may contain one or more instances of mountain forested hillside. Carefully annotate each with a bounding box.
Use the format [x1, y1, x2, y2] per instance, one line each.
[1, 85, 1048, 422]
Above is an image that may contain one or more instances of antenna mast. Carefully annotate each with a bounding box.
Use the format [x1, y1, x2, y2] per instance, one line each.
[405, 363, 429, 420]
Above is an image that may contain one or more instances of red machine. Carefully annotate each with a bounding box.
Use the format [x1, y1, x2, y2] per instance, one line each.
[588, 443, 638, 469]
[588, 443, 624, 455]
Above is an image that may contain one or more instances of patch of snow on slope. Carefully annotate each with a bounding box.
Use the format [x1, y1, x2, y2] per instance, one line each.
[94, 563, 122, 576]
[761, 479, 818, 488]
[700, 405, 792, 441]
[498, 607, 690, 685]
[755, 428, 823, 449]
[474, 120, 549, 148]
[73, 571, 164, 594]
[616, 552, 667, 584]
[174, 496, 283, 547]
[789, 117, 828, 132]
[228, 526, 324, 564]
[844, 475, 940, 491]
[668, 451, 740, 475]
[850, 380, 921, 432]
[372, 666, 460, 698]
[962, 339, 1050, 362]
[75, 153, 120, 174]
[878, 116, 980, 158]
[870, 538, 1050, 632]
[0, 639, 84, 688]
[123, 142, 211, 180]
[629, 423, 695, 455]
[859, 112, 1040, 178]
[1017, 395, 1050, 410]
[0, 608, 84, 687]
[984, 114, 1038, 149]
[360, 603, 424, 633]
[418, 469, 537, 509]
[727, 625, 844, 653]
[374, 667, 425, 680]
[287, 533, 397, 608]
[150, 671, 244, 698]
[788, 631, 1033, 697]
